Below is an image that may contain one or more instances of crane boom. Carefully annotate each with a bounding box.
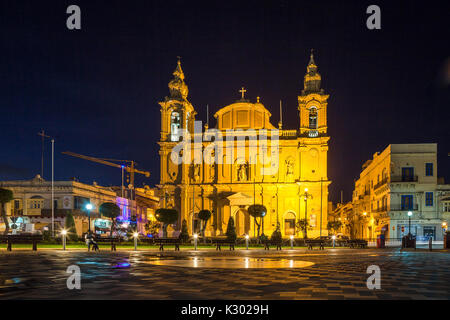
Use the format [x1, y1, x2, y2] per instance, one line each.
[62, 151, 150, 188]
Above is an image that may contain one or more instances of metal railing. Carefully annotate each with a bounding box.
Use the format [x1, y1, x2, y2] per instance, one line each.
[390, 175, 418, 183]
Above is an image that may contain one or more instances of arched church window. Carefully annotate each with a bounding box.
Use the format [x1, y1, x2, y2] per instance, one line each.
[308, 107, 318, 137]
[170, 111, 181, 141]
[309, 107, 318, 129]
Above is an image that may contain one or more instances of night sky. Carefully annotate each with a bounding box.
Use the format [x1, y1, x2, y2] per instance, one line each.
[0, 0, 449, 203]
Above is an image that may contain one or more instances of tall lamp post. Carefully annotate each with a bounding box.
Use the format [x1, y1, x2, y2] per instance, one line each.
[407, 211, 413, 238]
[300, 188, 313, 239]
[361, 212, 367, 239]
[85, 203, 93, 234]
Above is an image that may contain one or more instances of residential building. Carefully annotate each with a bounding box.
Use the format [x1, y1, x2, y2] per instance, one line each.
[351, 144, 450, 240]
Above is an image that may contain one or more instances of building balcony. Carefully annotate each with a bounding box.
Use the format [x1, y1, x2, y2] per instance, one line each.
[39, 209, 101, 218]
[390, 175, 418, 183]
[373, 178, 388, 190]
[373, 206, 388, 213]
[389, 204, 419, 212]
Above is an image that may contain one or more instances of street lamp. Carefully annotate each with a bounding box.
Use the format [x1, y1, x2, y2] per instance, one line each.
[61, 229, 67, 250]
[85, 203, 93, 234]
[361, 212, 367, 239]
[332, 235, 336, 248]
[245, 234, 249, 250]
[442, 222, 448, 233]
[300, 188, 313, 239]
[407, 211, 413, 238]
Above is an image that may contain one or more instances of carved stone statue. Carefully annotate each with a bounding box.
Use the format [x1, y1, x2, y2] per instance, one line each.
[210, 164, 215, 180]
[237, 163, 248, 181]
[193, 164, 200, 181]
[286, 159, 294, 177]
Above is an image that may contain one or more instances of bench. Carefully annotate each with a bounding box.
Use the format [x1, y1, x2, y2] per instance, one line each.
[212, 238, 235, 251]
[262, 240, 282, 251]
[94, 237, 122, 251]
[305, 239, 325, 250]
[0, 234, 43, 251]
[346, 239, 368, 248]
[154, 238, 180, 251]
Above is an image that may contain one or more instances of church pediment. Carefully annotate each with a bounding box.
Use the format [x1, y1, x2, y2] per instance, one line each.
[226, 192, 254, 206]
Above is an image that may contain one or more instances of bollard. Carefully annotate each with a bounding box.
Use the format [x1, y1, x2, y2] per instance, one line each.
[290, 235, 294, 249]
[245, 235, 249, 250]
[133, 232, 138, 251]
[61, 229, 67, 251]
[194, 234, 198, 251]
[429, 237, 432, 251]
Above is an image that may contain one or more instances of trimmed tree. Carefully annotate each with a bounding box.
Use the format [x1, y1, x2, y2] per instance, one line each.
[248, 204, 267, 238]
[99, 202, 121, 237]
[271, 222, 282, 242]
[0, 188, 13, 235]
[225, 216, 237, 242]
[64, 212, 77, 241]
[144, 220, 161, 237]
[327, 220, 343, 236]
[155, 208, 178, 237]
[198, 209, 212, 238]
[179, 219, 189, 243]
[296, 218, 311, 239]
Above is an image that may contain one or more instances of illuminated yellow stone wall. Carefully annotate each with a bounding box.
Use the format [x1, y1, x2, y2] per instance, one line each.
[158, 53, 330, 238]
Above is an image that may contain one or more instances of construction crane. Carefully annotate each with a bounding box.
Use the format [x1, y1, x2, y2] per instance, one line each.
[62, 151, 150, 197]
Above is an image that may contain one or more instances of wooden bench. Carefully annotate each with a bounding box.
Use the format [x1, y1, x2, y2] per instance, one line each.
[94, 237, 122, 251]
[346, 239, 368, 248]
[0, 235, 43, 251]
[212, 238, 235, 251]
[263, 240, 282, 250]
[305, 239, 325, 250]
[154, 238, 180, 251]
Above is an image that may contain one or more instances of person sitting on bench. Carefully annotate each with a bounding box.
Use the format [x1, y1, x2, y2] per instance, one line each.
[85, 232, 99, 252]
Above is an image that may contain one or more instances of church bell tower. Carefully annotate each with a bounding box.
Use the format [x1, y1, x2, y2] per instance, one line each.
[298, 50, 329, 138]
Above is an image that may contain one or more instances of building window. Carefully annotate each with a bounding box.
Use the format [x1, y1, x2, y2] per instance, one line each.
[425, 192, 433, 206]
[402, 167, 415, 182]
[309, 107, 317, 129]
[170, 111, 181, 141]
[308, 107, 318, 137]
[425, 163, 433, 176]
[443, 201, 450, 212]
[29, 200, 43, 209]
[401, 195, 413, 210]
[74, 196, 89, 210]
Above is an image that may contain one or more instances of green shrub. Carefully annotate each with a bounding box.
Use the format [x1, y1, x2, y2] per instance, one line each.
[225, 216, 237, 242]
[179, 219, 189, 243]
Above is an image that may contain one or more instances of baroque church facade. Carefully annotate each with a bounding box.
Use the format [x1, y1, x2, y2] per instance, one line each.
[158, 53, 330, 237]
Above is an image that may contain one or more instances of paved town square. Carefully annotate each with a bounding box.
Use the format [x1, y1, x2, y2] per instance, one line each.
[1, 248, 449, 300]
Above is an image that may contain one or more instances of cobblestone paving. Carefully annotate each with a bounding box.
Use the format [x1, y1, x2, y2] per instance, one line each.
[0, 248, 449, 299]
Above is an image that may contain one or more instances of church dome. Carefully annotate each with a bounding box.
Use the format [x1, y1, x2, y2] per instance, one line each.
[213, 98, 275, 130]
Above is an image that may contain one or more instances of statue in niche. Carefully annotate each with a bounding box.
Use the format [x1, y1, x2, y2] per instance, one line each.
[237, 163, 248, 181]
[286, 159, 294, 178]
[192, 164, 201, 181]
[209, 150, 216, 180]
